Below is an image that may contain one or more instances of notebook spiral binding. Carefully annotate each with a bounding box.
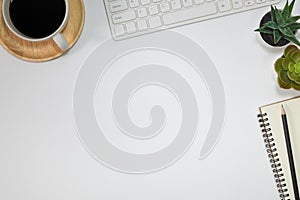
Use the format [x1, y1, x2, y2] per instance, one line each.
[258, 113, 290, 200]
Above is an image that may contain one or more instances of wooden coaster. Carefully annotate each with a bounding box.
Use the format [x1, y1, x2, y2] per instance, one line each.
[0, 0, 85, 62]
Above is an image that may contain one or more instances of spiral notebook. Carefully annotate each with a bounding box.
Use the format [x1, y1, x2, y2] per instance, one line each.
[258, 96, 300, 200]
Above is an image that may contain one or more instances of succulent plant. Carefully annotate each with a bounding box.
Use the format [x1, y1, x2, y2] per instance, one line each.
[255, 0, 300, 47]
[275, 45, 300, 90]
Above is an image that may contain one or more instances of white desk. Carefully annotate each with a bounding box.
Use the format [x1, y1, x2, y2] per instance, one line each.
[1, 0, 299, 199]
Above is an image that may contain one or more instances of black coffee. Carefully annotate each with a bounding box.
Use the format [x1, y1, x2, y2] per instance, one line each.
[9, 0, 66, 39]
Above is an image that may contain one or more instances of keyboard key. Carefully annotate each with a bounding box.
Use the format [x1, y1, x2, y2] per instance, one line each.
[163, 2, 217, 25]
[160, 2, 170, 12]
[153, 0, 162, 2]
[194, 0, 204, 4]
[109, 0, 128, 13]
[112, 10, 136, 24]
[149, 16, 162, 28]
[182, 0, 193, 7]
[137, 7, 148, 17]
[126, 22, 137, 33]
[137, 20, 148, 31]
[128, 0, 139, 8]
[244, 0, 255, 6]
[141, 0, 151, 5]
[217, 0, 232, 12]
[171, 0, 182, 9]
[149, 5, 159, 15]
[114, 24, 125, 36]
[232, 0, 243, 9]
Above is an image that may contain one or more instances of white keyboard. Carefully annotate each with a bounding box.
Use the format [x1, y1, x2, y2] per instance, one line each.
[104, 0, 281, 40]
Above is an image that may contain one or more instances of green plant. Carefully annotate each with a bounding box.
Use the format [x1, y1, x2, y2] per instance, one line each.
[275, 45, 300, 90]
[255, 0, 300, 46]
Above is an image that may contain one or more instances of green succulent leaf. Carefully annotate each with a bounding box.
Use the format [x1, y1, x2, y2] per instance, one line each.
[287, 71, 299, 81]
[282, 57, 293, 70]
[297, 61, 300, 67]
[271, 6, 276, 22]
[288, 22, 300, 31]
[291, 82, 300, 90]
[295, 78, 300, 84]
[255, 27, 273, 34]
[264, 21, 279, 29]
[275, 57, 284, 73]
[285, 16, 300, 25]
[278, 77, 292, 89]
[274, 7, 283, 24]
[284, 45, 298, 57]
[291, 51, 300, 62]
[274, 29, 282, 44]
[294, 63, 300, 72]
[282, 0, 290, 20]
[288, 0, 296, 18]
[288, 64, 295, 72]
[285, 16, 300, 28]
[279, 70, 292, 84]
[282, 34, 300, 47]
[279, 27, 295, 38]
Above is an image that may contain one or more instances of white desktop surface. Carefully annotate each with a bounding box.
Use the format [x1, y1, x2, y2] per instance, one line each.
[1, 0, 299, 199]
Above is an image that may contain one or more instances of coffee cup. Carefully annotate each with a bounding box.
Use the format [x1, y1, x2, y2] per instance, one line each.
[2, 0, 70, 51]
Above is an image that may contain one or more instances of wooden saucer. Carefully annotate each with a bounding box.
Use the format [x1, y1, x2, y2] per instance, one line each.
[0, 0, 85, 62]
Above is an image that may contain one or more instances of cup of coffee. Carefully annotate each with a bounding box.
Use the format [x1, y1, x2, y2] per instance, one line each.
[2, 0, 70, 51]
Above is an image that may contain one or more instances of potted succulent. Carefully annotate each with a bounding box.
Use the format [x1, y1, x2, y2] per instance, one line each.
[255, 0, 300, 47]
[275, 45, 300, 90]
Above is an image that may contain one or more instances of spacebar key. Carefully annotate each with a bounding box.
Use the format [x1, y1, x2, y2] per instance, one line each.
[163, 3, 217, 25]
